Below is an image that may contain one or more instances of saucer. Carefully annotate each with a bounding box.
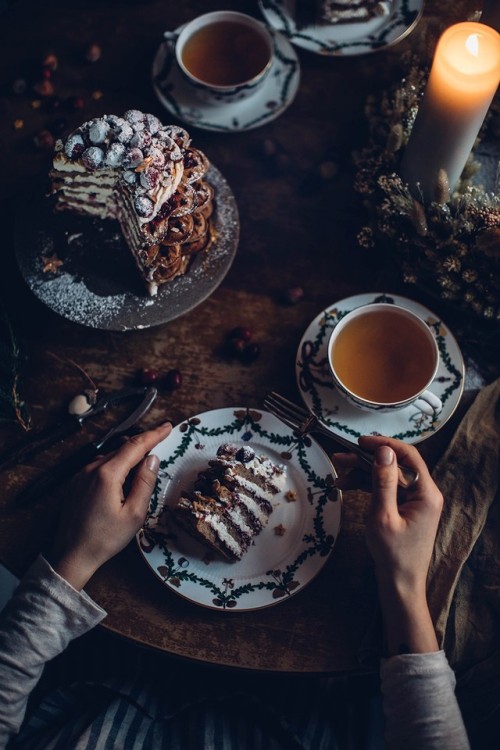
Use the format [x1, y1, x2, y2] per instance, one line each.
[152, 24, 300, 132]
[258, 0, 424, 56]
[296, 293, 465, 444]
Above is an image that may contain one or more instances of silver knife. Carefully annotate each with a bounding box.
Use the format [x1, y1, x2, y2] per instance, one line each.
[15, 386, 158, 506]
[0, 386, 154, 472]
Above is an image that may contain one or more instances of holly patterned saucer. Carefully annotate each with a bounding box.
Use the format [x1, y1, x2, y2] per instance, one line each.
[137, 408, 341, 611]
[296, 293, 465, 444]
[152, 24, 300, 132]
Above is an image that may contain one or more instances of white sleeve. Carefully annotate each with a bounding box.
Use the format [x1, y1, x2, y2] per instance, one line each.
[0, 555, 106, 748]
[381, 651, 471, 750]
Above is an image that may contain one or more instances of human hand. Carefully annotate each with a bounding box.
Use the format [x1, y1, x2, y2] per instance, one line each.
[48, 421, 172, 591]
[333, 436, 443, 654]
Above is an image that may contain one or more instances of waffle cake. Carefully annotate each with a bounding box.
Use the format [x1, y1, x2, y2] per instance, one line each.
[173, 443, 286, 561]
[48, 110, 214, 295]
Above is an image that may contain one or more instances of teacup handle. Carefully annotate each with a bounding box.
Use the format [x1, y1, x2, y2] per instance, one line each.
[163, 30, 179, 48]
[413, 389, 442, 417]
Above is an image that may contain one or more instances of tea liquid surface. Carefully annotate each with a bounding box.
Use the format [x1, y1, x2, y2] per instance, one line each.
[182, 21, 270, 86]
[331, 310, 436, 403]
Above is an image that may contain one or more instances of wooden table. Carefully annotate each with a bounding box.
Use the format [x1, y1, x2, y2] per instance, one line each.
[0, 0, 489, 674]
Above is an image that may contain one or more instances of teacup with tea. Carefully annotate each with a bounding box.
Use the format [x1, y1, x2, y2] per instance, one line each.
[165, 11, 274, 105]
[327, 303, 443, 416]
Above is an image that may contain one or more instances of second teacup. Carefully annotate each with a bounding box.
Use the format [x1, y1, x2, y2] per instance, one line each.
[327, 303, 443, 416]
[166, 11, 274, 105]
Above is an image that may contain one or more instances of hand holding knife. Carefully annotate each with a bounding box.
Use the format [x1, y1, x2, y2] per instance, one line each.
[12, 386, 158, 506]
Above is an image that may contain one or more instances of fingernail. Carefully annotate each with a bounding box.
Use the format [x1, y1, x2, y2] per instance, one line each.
[146, 454, 160, 472]
[375, 446, 394, 466]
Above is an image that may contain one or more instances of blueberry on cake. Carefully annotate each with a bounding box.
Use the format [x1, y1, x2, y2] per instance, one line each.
[173, 443, 287, 561]
[48, 110, 214, 296]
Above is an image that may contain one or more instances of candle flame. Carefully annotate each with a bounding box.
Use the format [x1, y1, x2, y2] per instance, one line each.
[465, 33, 479, 57]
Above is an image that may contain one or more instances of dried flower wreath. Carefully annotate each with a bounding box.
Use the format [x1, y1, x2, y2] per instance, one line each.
[353, 55, 499, 324]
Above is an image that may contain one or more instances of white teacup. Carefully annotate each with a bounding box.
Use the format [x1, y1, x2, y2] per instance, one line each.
[164, 11, 274, 105]
[327, 303, 443, 416]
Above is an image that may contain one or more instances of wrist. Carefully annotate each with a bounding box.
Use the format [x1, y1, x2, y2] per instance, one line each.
[48, 553, 99, 591]
[376, 579, 439, 657]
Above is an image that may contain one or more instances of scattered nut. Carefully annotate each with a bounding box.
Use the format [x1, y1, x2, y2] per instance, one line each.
[68, 393, 93, 416]
[13, 119, 24, 130]
[85, 43, 102, 62]
[91, 89, 104, 101]
[31, 99, 42, 109]
[274, 524, 286, 536]
[319, 160, 339, 180]
[33, 79, 55, 97]
[42, 53, 58, 71]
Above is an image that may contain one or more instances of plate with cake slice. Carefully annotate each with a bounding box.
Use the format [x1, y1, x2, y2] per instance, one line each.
[15, 111, 239, 330]
[258, 0, 424, 56]
[137, 407, 342, 611]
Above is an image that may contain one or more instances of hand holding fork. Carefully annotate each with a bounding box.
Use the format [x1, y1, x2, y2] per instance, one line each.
[264, 392, 419, 489]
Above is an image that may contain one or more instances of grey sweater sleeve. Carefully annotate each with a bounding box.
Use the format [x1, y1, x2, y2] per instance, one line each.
[380, 651, 471, 749]
[0, 555, 106, 748]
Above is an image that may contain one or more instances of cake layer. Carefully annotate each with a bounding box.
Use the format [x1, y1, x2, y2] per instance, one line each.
[173, 443, 286, 561]
[319, 0, 390, 24]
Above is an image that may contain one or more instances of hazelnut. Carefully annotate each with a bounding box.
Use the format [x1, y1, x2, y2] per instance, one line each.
[33, 79, 55, 97]
[42, 53, 59, 71]
[85, 43, 102, 63]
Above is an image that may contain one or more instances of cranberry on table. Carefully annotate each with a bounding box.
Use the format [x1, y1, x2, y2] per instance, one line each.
[241, 343, 261, 363]
[165, 369, 182, 390]
[139, 368, 159, 385]
[68, 95, 85, 111]
[228, 326, 253, 342]
[282, 286, 304, 305]
[228, 337, 247, 356]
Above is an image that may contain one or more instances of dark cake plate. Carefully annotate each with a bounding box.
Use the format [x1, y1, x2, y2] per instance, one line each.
[15, 165, 239, 331]
[137, 407, 342, 612]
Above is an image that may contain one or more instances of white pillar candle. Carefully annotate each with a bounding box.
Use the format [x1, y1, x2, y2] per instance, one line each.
[400, 22, 500, 203]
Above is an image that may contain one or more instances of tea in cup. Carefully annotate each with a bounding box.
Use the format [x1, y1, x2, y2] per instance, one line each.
[327, 303, 442, 416]
[166, 11, 274, 105]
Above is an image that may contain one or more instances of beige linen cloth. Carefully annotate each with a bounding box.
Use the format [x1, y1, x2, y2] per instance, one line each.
[426, 378, 500, 729]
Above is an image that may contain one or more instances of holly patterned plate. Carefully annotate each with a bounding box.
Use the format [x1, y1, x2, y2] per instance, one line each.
[296, 293, 465, 444]
[137, 408, 341, 611]
[258, 0, 423, 56]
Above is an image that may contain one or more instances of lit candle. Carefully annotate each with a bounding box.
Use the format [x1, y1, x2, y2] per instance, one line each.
[400, 22, 500, 203]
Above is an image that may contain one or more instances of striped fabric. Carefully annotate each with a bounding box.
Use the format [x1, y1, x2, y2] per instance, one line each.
[13, 673, 345, 749]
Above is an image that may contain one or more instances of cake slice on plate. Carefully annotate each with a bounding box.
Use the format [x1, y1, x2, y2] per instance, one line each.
[173, 443, 286, 561]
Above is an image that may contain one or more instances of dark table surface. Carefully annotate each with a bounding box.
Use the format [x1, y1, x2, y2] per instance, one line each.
[0, 0, 493, 673]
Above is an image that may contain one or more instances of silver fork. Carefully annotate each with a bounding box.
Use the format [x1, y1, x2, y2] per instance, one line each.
[263, 392, 418, 489]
